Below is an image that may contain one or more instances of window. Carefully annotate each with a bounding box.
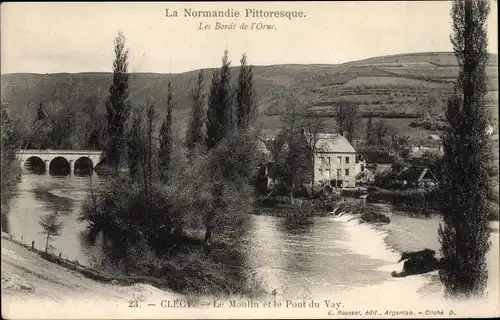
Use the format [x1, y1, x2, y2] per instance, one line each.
[345, 169, 350, 176]
[325, 169, 330, 177]
[345, 157, 350, 164]
[327, 157, 331, 165]
[319, 156, 324, 164]
[337, 169, 341, 177]
[319, 169, 323, 176]
[337, 157, 342, 164]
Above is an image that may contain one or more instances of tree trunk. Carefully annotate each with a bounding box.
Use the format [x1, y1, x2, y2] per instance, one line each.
[311, 158, 315, 197]
[290, 184, 295, 205]
[204, 226, 212, 245]
[45, 234, 49, 253]
[203, 226, 213, 258]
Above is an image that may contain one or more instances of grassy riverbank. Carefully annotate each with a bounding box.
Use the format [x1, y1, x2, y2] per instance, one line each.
[91, 233, 265, 298]
[2, 228, 264, 299]
[1, 232, 180, 307]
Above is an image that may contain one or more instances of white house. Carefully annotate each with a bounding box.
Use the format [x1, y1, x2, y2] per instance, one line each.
[311, 133, 357, 188]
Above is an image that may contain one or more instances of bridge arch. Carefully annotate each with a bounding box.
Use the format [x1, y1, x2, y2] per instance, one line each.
[74, 157, 94, 175]
[49, 157, 70, 175]
[24, 156, 46, 174]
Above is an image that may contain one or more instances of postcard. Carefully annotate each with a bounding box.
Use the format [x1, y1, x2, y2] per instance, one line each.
[1, 1, 498, 319]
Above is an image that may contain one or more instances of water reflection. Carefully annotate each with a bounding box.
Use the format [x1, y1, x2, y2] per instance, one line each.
[33, 186, 74, 214]
[5, 172, 396, 295]
[5, 172, 100, 265]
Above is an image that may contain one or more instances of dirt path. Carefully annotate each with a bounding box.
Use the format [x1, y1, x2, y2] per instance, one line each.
[1, 235, 181, 319]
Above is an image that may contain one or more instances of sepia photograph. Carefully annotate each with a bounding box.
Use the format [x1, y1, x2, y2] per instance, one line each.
[1, 1, 499, 319]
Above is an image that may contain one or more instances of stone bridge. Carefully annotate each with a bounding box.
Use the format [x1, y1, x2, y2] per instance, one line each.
[16, 149, 105, 175]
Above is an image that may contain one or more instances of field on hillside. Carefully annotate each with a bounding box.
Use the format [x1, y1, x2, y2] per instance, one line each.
[1, 52, 498, 139]
[258, 116, 434, 140]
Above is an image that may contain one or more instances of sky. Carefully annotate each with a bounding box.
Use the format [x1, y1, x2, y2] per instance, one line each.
[1, 1, 498, 74]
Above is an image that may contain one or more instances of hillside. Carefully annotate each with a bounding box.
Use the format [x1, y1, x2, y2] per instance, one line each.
[1, 52, 498, 139]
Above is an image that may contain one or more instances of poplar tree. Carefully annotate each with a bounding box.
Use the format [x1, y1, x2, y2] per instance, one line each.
[186, 70, 205, 155]
[236, 53, 254, 132]
[127, 109, 143, 180]
[144, 103, 158, 207]
[105, 30, 131, 173]
[206, 50, 231, 150]
[366, 111, 374, 145]
[159, 81, 173, 182]
[438, 0, 491, 298]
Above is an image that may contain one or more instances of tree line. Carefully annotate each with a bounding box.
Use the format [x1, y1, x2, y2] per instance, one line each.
[77, 32, 261, 293]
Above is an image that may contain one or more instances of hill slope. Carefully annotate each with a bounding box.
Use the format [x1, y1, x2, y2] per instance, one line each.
[1, 52, 498, 138]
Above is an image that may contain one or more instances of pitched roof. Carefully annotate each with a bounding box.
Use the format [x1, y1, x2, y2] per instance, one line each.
[429, 134, 442, 141]
[396, 166, 428, 182]
[310, 133, 356, 153]
[377, 165, 407, 179]
[256, 139, 271, 156]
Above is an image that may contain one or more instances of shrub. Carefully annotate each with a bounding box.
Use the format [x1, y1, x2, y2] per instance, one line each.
[368, 188, 438, 210]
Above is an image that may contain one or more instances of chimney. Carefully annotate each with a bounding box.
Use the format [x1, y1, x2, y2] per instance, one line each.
[339, 130, 345, 138]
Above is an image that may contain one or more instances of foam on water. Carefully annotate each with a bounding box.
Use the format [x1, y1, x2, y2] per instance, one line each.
[326, 211, 500, 316]
[329, 211, 434, 301]
[332, 213, 400, 263]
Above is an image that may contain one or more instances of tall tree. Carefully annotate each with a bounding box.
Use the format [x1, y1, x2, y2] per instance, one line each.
[366, 111, 374, 145]
[236, 53, 254, 132]
[82, 95, 103, 149]
[159, 81, 173, 182]
[274, 100, 311, 204]
[186, 70, 205, 155]
[144, 103, 158, 205]
[105, 30, 131, 172]
[372, 119, 397, 149]
[335, 100, 361, 143]
[1, 102, 22, 231]
[302, 104, 326, 195]
[438, 0, 491, 298]
[127, 109, 143, 180]
[206, 50, 232, 150]
[31, 102, 52, 149]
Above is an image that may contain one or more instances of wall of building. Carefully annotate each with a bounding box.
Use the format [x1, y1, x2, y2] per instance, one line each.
[313, 152, 356, 187]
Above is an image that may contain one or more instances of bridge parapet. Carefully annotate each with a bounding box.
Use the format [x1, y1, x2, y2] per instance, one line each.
[18, 149, 104, 155]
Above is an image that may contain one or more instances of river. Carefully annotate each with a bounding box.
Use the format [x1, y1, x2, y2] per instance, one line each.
[3, 173, 422, 298]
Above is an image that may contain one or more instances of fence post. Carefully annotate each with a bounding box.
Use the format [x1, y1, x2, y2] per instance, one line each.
[31, 240, 35, 250]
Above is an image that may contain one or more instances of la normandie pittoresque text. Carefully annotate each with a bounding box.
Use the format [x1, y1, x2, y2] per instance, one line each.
[165, 8, 307, 31]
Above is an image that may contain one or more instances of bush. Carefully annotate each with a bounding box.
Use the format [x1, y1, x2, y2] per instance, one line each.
[368, 188, 438, 210]
[79, 176, 180, 257]
[360, 210, 390, 224]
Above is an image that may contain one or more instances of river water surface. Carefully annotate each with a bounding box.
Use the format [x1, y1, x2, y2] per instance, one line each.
[4, 173, 413, 298]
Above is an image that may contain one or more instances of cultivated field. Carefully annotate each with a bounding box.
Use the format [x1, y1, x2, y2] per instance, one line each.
[1, 52, 498, 139]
